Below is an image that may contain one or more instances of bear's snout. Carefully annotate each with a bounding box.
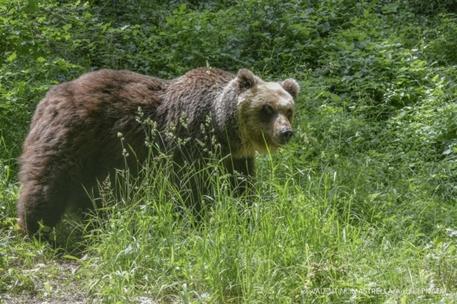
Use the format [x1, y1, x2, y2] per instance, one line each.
[279, 129, 294, 144]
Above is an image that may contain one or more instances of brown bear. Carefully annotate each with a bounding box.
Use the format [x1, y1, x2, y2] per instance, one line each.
[17, 67, 299, 235]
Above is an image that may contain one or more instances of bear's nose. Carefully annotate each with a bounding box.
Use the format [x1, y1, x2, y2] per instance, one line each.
[280, 129, 294, 143]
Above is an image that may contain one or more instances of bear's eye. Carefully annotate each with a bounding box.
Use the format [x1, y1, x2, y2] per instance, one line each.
[261, 104, 274, 116]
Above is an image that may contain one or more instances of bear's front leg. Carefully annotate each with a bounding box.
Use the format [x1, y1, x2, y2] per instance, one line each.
[17, 178, 70, 235]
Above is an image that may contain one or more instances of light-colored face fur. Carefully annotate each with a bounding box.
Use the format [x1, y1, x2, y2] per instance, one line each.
[236, 69, 299, 157]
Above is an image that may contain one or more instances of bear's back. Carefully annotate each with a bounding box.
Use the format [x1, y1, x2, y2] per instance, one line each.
[28, 69, 165, 131]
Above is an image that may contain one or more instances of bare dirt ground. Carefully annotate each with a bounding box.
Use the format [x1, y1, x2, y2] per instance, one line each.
[1, 261, 88, 304]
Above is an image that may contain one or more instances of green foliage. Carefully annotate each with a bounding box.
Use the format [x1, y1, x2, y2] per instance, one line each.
[1, 0, 457, 302]
[425, 14, 457, 65]
[407, 0, 457, 15]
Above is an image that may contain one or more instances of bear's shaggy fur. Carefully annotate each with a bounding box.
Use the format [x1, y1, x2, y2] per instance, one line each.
[17, 67, 299, 235]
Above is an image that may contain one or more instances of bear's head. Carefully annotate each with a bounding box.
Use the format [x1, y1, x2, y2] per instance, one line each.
[233, 69, 300, 156]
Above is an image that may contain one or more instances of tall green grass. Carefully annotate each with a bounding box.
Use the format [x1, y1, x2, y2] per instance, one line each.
[76, 145, 457, 303]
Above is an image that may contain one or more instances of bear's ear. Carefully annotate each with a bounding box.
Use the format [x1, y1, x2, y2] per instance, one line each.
[281, 79, 300, 99]
[237, 69, 257, 91]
